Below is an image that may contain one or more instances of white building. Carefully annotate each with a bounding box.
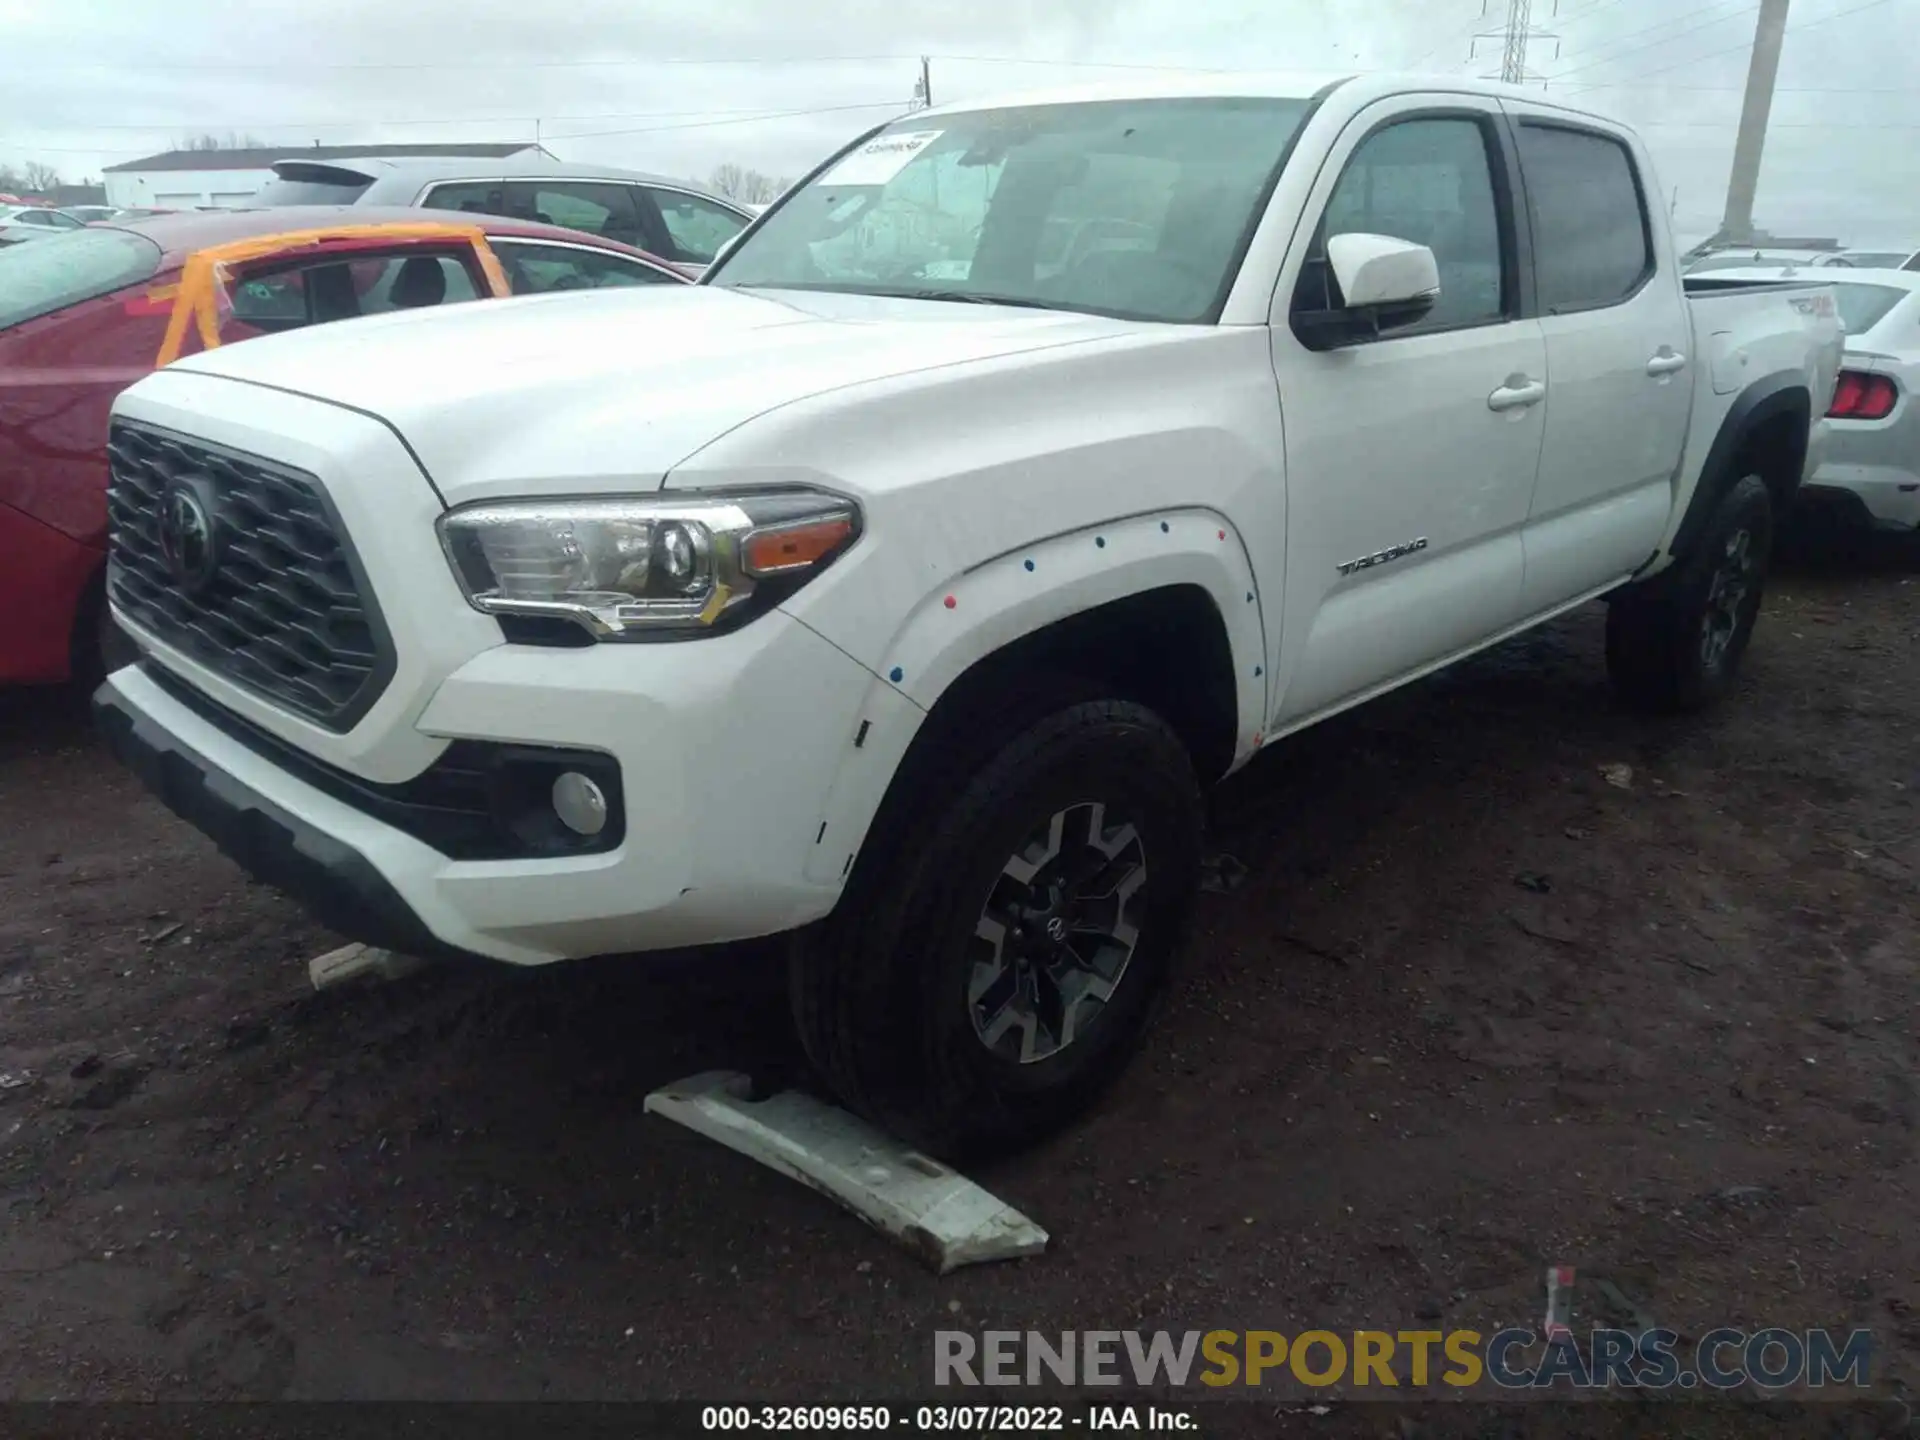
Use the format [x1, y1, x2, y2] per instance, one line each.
[102, 142, 545, 211]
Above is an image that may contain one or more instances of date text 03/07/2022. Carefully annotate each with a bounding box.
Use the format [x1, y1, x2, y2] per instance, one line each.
[700, 1405, 1194, 1431]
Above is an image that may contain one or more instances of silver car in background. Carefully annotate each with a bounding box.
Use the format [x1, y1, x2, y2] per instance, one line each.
[1694, 265, 1920, 534]
[1818, 246, 1920, 271]
[0, 204, 87, 245]
[251, 155, 752, 273]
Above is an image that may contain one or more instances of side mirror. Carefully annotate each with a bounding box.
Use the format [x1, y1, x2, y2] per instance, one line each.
[1294, 232, 1441, 350]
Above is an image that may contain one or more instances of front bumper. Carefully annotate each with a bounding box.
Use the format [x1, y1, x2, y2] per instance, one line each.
[93, 676, 483, 964]
[97, 607, 878, 965]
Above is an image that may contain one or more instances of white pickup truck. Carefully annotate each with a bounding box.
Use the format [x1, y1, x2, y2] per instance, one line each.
[96, 75, 1842, 1158]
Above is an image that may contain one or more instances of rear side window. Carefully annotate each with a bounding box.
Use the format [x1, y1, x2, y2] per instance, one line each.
[1516, 124, 1652, 313]
[508, 182, 647, 247]
[0, 228, 163, 330]
[422, 181, 508, 218]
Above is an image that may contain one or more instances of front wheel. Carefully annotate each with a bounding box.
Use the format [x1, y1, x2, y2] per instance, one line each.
[790, 696, 1204, 1161]
[1606, 474, 1774, 713]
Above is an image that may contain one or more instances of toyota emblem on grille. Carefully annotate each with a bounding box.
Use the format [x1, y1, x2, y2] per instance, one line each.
[158, 483, 220, 593]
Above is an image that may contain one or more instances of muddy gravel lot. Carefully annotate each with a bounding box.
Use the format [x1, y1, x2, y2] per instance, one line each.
[1, 544, 1915, 1422]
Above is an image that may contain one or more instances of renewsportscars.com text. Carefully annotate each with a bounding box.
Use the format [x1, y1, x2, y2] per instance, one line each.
[934, 1328, 1875, 1391]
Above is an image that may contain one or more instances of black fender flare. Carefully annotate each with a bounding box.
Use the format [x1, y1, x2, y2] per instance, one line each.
[1668, 369, 1812, 563]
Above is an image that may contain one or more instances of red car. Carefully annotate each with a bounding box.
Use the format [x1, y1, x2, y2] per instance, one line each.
[0, 205, 687, 688]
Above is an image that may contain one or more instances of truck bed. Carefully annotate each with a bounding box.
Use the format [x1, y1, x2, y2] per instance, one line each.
[1644, 277, 1847, 568]
[1683, 276, 1838, 298]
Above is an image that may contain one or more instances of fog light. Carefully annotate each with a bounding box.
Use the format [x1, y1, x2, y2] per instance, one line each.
[551, 771, 608, 836]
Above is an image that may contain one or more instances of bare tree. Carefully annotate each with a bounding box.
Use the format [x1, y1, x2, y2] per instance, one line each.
[176, 131, 269, 153]
[709, 164, 785, 204]
[23, 160, 61, 192]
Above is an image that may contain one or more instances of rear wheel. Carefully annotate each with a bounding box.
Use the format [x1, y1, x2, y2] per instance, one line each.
[1607, 474, 1773, 712]
[790, 694, 1203, 1161]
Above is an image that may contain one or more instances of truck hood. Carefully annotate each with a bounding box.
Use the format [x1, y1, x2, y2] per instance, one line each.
[165, 286, 1137, 504]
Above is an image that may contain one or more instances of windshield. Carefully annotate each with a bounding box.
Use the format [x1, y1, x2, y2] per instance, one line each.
[709, 96, 1315, 323]
[0, 227, 163, 330]
[1830, 282, 1909, 337]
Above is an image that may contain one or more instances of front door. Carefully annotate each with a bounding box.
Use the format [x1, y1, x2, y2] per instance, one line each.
[1269, 94, 1546, 729]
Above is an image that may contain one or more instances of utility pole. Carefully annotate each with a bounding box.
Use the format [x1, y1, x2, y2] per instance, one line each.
[1472, 0, 1559, 87]
[911, 56, 933, 111]
[1718, 0, 1790, 246]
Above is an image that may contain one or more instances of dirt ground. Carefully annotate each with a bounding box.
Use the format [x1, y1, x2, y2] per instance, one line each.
[0, 542, 1915, 1419]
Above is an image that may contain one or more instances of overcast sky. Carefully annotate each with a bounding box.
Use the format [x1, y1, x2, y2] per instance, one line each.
[3, 0, 1917, 244]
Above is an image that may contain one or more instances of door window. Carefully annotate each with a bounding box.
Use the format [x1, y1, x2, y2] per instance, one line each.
[494, 241, 678, 293]
[644, 189, 747, 264]
[504, 182, 646, 247]
[224, 250, 482, 338]
[423, 181, 508, 218]
[1515, 124, 1652, 313]
[1301, 115, 1508, 333]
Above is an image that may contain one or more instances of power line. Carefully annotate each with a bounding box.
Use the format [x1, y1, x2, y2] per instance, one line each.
[538, 100, 909, 143]
[1560, 0, 1906, 89]
[1546, 0, 1761, 82]
[1403, 5, 1490, 69]
[1472, 0, 1561, 84]
[1567, 79, 1920, 90]
[6, 105, 858, 135]
[0, 51, 1263, 77]
[1552, 0, 1633, 27]
[5, 100, 913, 157]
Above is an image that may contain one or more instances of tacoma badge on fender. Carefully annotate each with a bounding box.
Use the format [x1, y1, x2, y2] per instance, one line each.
[1337, 537, 1429, 577]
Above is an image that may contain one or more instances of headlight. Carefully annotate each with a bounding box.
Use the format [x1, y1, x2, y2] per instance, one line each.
[437, 491, 860, 640]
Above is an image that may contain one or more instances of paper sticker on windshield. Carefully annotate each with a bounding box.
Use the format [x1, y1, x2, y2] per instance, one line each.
[819, 130, 943, 187]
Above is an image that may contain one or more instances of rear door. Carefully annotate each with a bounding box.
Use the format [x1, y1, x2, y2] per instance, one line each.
[1500, 104, 1693, 612]
[1269, 92, 1546, 727]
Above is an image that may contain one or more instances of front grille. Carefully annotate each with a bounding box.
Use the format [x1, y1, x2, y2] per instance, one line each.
[106, 420, 394, 730]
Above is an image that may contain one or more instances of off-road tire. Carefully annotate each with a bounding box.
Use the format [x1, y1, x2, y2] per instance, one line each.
[790, 693, 1204, 1162]
[1607, 474, 1774, 713]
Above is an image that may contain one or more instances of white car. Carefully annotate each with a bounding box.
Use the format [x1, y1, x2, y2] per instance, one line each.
[97, 74, 1842, 1158]
[1695, 265, 1920, 533]
[0, 205, 86, 244]
[1818, 247, 1920, 272]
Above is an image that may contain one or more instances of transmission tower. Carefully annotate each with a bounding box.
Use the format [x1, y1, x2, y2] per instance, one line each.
[1471, 0, 1560, 86]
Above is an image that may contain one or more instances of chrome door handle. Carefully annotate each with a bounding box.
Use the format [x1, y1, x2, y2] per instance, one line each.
[1647, 349, 1688, 377]
[1488, 379, 1547, 412]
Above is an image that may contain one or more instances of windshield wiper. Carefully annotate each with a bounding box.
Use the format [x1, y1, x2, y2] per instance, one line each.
[871, 287, 1085, 313]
